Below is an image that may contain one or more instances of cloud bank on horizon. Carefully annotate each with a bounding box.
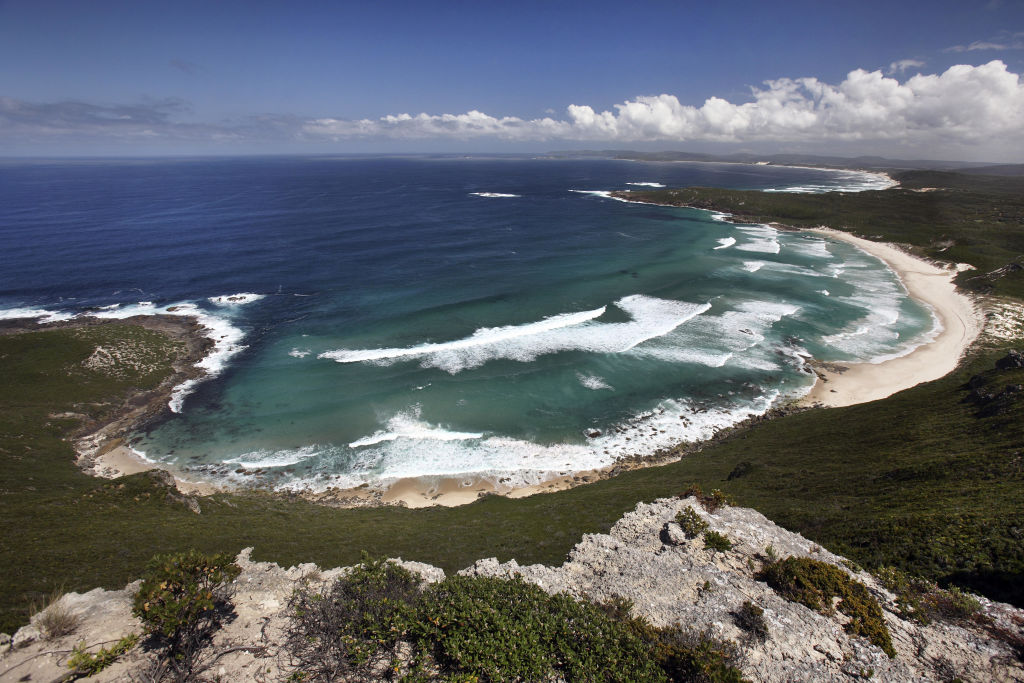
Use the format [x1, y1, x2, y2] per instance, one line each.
[3, 60, 1023, 160]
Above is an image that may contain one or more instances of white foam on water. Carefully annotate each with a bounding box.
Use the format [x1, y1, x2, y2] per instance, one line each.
[784, 237, 833, 260]
[710, 212, 731, 222]
[576, 373, 614, 390]
[713, 237, 736, 250]
[734, 225, 781, 254]
[289, 348, 312, 358]
[208, 292, 265, 306]
[271, 390, 785, 494]
[625, 182, 666, 187]
[820, 253, 940, 363]
[470, 192, 520, 198]
[820, 290, 830, 296]
[0, 307, 76, 323]
[224, 445, 324, 469]
[319, 295, 711, 373]
[97, 303, 121, 311]
[762, 169, 896, 194]
[348, 407, 484, 448]
[630, 300, 801, 373]
[91, 300, 249, 412]
[569, 189, 646, 204]
[742, 261, 766, 273]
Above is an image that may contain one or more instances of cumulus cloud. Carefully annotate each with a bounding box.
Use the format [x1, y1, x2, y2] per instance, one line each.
[303, 60, 1024, 149]
[3, 61, 1023, 158]
[888, 59, 925, 74]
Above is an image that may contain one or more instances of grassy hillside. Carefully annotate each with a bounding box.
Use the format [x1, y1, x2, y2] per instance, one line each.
[1, 322, 1022, 633]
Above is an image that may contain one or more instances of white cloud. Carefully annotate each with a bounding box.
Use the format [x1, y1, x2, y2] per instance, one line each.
[4, 61, 1023, 160]
[301, 61, 1024, 150]
[888, 59, 925, 74]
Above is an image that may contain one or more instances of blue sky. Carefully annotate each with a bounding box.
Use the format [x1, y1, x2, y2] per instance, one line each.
[2, 0, 1023, 160]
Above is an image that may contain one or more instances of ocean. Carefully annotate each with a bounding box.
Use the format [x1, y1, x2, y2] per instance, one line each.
[0, 156, 935, 492]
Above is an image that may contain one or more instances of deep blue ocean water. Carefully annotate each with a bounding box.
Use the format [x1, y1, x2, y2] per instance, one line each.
[0, 156, 934, 491]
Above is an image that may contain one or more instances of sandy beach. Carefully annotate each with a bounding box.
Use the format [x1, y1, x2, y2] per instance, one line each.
[798, 228, 982, 408]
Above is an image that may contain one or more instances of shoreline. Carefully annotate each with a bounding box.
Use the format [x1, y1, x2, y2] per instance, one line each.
[5, 189, 986, 507]
[796, 228, 982, 407]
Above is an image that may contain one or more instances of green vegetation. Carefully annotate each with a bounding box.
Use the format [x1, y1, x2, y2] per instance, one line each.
[702, 531, 733, 553]
[1, 319, 1023, 634]
[732, 601, 768, 644]
[616, 171, 1024, 298]
[681, 484, 736, 514]
[67, 633, 139, 677]
[284, 557, 741, 681]
[132, 550, 240, 681]
[759, 556, 895, 658]
[675, 507, 709, 537]
[874, 566, 982, 625]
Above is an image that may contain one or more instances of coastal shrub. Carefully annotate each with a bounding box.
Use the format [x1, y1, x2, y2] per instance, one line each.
[676, 507, 709, 538]
[875, 567, 982, 625]
[132, 549, 240, 681]
[732, 601, 769, 644]
[703, 530, 733, 553]
[67, 633, 139, 676]
[283, 555, 421, 681]
[759, 557, 895, 658]
[681, 484, 735, 513]
[33, 588, 81, 640]
[653, 626, 747, 683]
[418, 574, 664, 682]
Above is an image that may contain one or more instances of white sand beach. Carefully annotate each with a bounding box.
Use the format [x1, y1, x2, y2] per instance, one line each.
[798, 228, 982, 408]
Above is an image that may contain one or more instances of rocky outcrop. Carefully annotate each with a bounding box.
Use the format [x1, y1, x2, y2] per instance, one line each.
[3, 499, 1022, 682]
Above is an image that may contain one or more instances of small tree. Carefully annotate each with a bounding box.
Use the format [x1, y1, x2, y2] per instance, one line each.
[132, 550, 240, 681]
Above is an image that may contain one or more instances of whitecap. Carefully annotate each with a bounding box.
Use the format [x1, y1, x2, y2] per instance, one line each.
[576, 373, 613, 390]
[742, 261, 766, 273]
[319, 295, 711, 373]
[208, 292, 265, 306]
[348, 408, 483, 448]
[289, 348, 311, 358]
[569, 189, 645, 204]
[0, 307, 75, 323]
[224, 445, 323, 469]
[625, 182, 666, 188]
[734, 225, 781, 254]
[271, 391, 785, 495]
[713, 237, 736, 250]
[470, 192, 520, 198]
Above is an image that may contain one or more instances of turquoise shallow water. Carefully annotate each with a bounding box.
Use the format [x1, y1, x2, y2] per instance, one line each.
[0, 157, 931, 491]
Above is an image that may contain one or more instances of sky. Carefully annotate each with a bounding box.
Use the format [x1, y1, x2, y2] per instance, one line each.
[1, 0, 1023, 161]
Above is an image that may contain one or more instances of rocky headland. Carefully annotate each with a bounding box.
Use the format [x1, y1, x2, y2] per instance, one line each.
[3, 497, 1021, 682]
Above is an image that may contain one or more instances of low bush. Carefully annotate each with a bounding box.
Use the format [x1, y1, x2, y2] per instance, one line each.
[676, 507, 709, 538]
[67, 633, 139, 676]
[283, 557, 749, 681]
[732, 601, 768, 644]
[759, 556, 895, 658]
[875, 566, 982, 625]
[283, 555, 421, 681]
[654, 626, 747, 683]
[703, 531, 733, 553]
[132, 550, 240, 681]
[681, 484, 735, 513]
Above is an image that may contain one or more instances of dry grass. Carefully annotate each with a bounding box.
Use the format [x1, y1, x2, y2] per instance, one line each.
[33, 588, 82, 640]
